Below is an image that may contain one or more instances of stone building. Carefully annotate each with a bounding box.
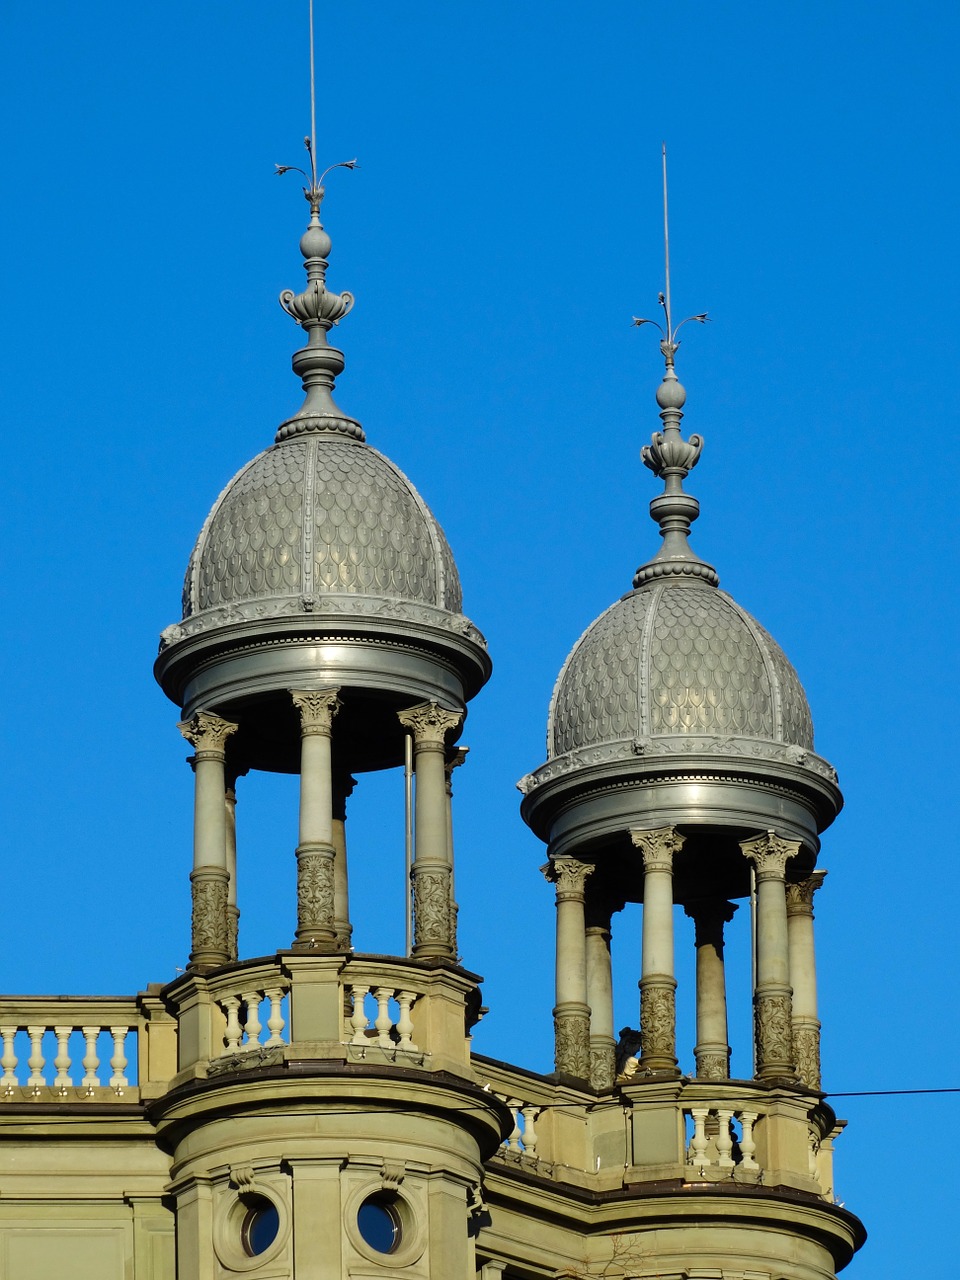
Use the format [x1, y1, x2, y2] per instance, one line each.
[0, 147, 864, 1279]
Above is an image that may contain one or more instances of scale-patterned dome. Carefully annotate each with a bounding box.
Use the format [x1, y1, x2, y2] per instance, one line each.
[182, 434, 462, 620]
[548, 581, 813, 758]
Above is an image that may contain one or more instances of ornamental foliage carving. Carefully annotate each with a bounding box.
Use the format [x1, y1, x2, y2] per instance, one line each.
[785, 870, 827, 916]
[640, 981, 676, 1061]
[413, 867, 454, 951]
[755, 992, 795, 1073]
[794, 1024, 822, 1090]
[741, 830, 801, 880]
[178, 711, 238, 757]
[297, 848, 336, 934]
[695, 1050, 729, 1082]
[590, 1044, 616, 1091]
[398, 702, 463, 746]
[192, 875, 229, 958]
[291, 687, 342, 734]
[554, 1013, 591, 1079]
[545, 858, 594, 900]
[631, 826, 684, 872]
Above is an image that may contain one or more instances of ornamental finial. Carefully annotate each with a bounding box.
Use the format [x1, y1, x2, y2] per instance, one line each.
[631, 145, 718, 589]
[274, 0, 362, 443]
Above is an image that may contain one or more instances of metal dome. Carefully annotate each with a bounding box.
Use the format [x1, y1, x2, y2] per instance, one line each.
[181, 434, 462, 622]
[548, 580, 813, 758]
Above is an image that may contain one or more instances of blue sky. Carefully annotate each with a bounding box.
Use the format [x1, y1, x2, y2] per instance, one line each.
[2, 4, 959, 1275]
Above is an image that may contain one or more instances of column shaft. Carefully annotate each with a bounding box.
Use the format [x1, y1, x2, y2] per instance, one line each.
[631, 827, 683, 1075]
[786, 870, 826, 1089]
[546, 858, 593, 1080]
[398, 703, 462, 959]
[179, 712, 238, 970]
[332, 773, 356, 952]
[585, 916, 615, 1089]
[742, 830, 799, 1082]
[291, 689, 341, 950]
[684, 899, 737, 1080]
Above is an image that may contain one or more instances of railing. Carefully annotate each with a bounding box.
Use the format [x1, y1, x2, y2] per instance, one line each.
[344, 983, 419, 1055]
[684, 1104, 760, 1177]
[219, 986, 289, 1053]
[0, 998, 140, 1100]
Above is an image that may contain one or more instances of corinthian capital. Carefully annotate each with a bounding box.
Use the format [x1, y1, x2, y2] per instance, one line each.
[397, 701, 462, 746]
[786, 869, 827, 916]
[291, 688, 342, 735]
[630, 826, 684, 872]
[178, 710, 238, 757]
[543, 858, 594, 900]
[740, 829, 801, 881]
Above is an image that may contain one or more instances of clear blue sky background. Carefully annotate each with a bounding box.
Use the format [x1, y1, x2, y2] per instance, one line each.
[2, 4, 958, 1276]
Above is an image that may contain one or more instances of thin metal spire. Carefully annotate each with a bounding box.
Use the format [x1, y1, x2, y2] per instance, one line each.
[631, 146, 718, 590]
[309, 0, 318, 181]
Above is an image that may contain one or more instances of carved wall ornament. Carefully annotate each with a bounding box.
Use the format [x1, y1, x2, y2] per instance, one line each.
[695, 1050, 730, 1081]
[191, 874, 230, 960]
[786, 869, 827, 916]
[554, 1012, 591, 1079]
[589, 1044, 616, 1091]
[291, 687, 342, 735]
[380, 1160, 406, 1191]
[640, 979, 677, 1063]
[740, 829, 801, 881]
[296, 847, 336, 937]
[794, 1023, 822, 1091]
[398, 701, 463, 746]
[413, 867, 455, 951]
[755, 991, 795, 1076]
[630, 826, 685, 872]
[178, 711, 238, 758]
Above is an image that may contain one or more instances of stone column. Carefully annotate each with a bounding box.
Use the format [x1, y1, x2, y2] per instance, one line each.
[786, 870, 827, 1090]
[331, 772, 356, 952]
[585, 888, 618, 1090]
[397, 702, 463, 960]
[444, 746, 468, 944]
[684, 899, 737, 1080]
[224, 765, 248, 963]
[178, 711, 238, 970]
[544, 858, 593, 1080]
[631, 827, 683, 1075]
[291, 689, 342, 951]
[741, 829, 800, 1082]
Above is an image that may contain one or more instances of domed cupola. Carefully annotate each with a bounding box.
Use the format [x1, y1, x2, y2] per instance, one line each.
[156, 166, 490, 775]
[520, 322, 840, 864]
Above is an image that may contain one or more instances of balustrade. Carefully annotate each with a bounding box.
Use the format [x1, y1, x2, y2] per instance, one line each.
[216, 987, 289, 1054]
[685, 1105, 760, 1177]
[0, 1002, 139, 1098]
[344, 984, 419, 1054]
[494, 1094, 541, 1159]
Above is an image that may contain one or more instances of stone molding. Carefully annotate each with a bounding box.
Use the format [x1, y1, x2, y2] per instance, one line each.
[398, 701, 463, 747]
[291, 687, 342, 735]
[786, 868, 827, 916]
[630, 826, 685, 873]
[740, 829, 801, 881]
[178, 710, 238, 759]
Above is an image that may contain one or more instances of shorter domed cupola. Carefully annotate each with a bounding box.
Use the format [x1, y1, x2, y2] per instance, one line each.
[520, 294, 840, 864]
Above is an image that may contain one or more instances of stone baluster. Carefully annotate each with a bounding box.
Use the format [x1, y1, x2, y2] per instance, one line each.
[631, 827, 683, 1075]
[265, 990, 286, 1046]
[178, 711, 238, 969]
[585, 887, 619, 1090]
[786, 870, 827, 1090]
[544, 857, 594, 1080]
[53, 1026, 72, 1089]
[291, 688, 342, 950]
[395, 992, 417, 1051]
[109, 1027, 128, 1090]
[397, 703, 463, 960]
[222, 997, 243, 1052]
[81, 1027, 100, 1089]
[27, 1026, 45, 1088]
[224, 765, 248, 963]
[332, 772, 356, 952]
[684, 898, 738, 1080]
[241, 992, 262, 1047]
[741, 830, 800, 1082]
[1, 1028, 18, 1085]
[349, 987, 370, 1044]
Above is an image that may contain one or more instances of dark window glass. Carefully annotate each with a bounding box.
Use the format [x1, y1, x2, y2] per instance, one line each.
[357, 1198, 400, 1253]
[242, 1200, 280, 1256]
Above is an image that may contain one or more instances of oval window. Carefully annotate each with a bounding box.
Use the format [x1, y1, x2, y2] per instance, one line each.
[357, 1196, 401, 1253]
[241, 1198, 280, 1256]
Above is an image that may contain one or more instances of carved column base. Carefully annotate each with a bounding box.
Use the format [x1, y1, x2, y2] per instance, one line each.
[793, 1017, 822, 1090]
[639, 975, 679, 1074]
[334, 922, 354, 953]
[227, 904, 240, 963]
[189, 869, 230, 969]
[554, 1002, 591, 1080]
[589, 1036, 617, 1090]
[293, 844, 338, 950]
[694, 1043, 731, 1081]
[755, 984, 796, 1081]
[412, 864, 456, 960]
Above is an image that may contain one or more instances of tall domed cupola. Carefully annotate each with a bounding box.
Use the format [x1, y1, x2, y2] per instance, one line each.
[156, 170, 490, 776]
[520, 209, 842, 1101]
